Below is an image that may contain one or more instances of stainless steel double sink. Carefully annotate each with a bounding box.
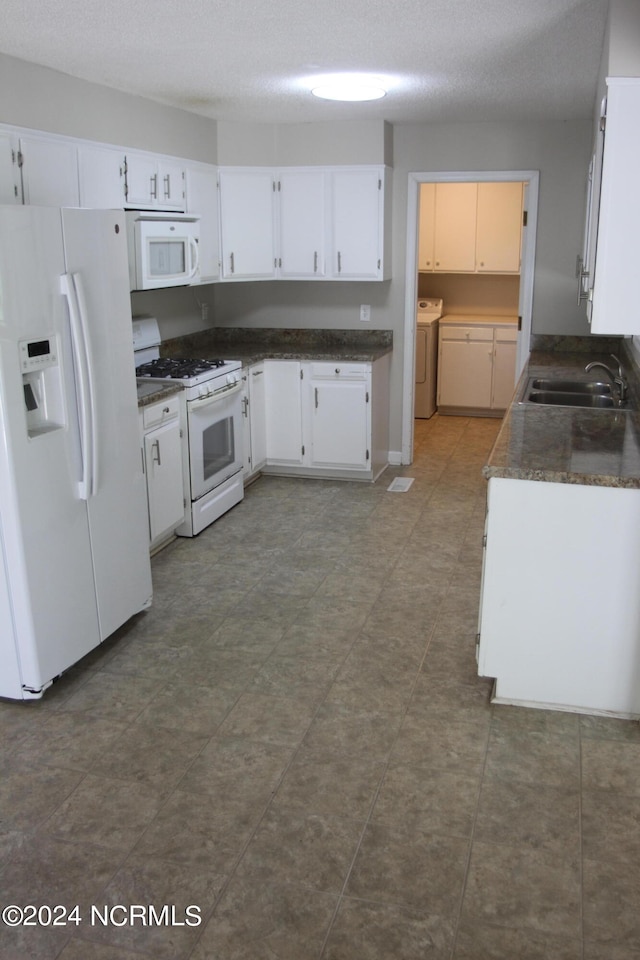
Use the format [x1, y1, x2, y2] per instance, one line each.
[520, 376, 622, 409]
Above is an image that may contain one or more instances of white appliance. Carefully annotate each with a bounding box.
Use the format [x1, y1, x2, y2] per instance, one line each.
[0, 206, 153, 701]
[414, 297, 443, 418]
[133, 317, 244, 536]
[125, 211, 200, 291]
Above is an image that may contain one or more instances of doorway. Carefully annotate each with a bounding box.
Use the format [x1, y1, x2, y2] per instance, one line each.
[400, 170, 539, 464]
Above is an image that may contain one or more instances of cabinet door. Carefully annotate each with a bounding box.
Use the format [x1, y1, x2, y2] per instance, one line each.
[476, 182, 523, 273]
[124, 153, 157, 208]
[437, 331, 493, 408]
[308, 376, 369, 470]
[144, 419, 184, 545]
[590, 79, 640, 334]
[418, 182, 436, 270]
[218, 168, 277, 280]
[185, 162, 219, 282]
[278, 169, 326, 278]
[0, 131, 21, 203]
[433, 182, 477, 271]
[78, 144, 125, 208]
[330, 168, 382, 279]
[249, 363, 267, 470]
[20, 136, 79, 206]
[491, 332, 518, 409]
[264, 360, 303, 465]
[158, 160, 185, 209]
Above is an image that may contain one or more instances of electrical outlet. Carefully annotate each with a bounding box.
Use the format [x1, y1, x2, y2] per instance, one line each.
[360, 304, 371, 322]
[201, 302, 209, 322]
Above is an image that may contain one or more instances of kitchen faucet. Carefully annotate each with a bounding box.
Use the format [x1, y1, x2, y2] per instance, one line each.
[585, 353, 628, 402]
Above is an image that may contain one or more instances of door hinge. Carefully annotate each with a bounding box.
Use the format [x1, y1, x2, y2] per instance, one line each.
[522, 210, 528, 227]
[517, 316, 522, 332]
[378, 178, 382, 190]
[366, 449, 370, 461]
[482, 534, 487, 547]
[366, 391, 369, 403]
[300, 369, 304, 380]
[15, 149, 23, 168]
[302, 444, 305, 456]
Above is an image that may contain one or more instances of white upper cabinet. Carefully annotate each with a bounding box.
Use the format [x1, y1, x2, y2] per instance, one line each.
[123, 153, 186, 211]
[218, 167, 278, 280]
[185, 161, 220, 283]
[586, 78, 640, 334]
[0, 131, 21, 203]
[19, 135, 80, 206]
[475, 182, 523, 273]
[329, 167, 388, 280]
[78, 143, 126, 208]
[278, 169, 327, 279]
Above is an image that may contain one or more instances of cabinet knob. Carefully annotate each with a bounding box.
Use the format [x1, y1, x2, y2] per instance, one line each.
[335, 367, 341, 375]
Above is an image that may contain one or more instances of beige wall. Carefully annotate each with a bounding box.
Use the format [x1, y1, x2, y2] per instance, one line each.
[0, 53, 596, 453]
[0, 53, 217, 162]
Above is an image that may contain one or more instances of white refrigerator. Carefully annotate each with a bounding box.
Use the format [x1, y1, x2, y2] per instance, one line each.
[0, 206, 153, 700]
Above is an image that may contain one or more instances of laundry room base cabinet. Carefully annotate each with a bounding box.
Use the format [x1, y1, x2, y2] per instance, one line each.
[437, 316, 518, 416]
[261, 356, 390, 480]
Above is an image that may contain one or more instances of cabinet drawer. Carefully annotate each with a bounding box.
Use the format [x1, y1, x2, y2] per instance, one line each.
[142, 395, 180, 430]
[308, 362, 368, 380]
[439, 325, 493, 342]
[494, 325, 518, 343]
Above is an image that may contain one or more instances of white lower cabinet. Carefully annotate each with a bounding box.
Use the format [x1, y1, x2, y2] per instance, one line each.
[242, 363, 267, 481]
[263, 360, 304, 467]
[437, 318, 518, 415]
[477, 476, 640, 718]
[139, 394, 186, 551]
[305, 363, 370, 471]
[261, 356, 389, 480]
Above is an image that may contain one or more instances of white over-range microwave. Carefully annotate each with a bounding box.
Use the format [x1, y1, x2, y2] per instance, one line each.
[125, 211, 200, 290]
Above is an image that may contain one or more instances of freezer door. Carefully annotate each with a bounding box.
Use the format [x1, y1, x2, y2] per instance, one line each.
[60, 208, 152, 640]
[0, 206, 100, 696]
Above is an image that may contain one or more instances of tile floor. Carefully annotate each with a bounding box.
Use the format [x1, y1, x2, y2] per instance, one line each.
[2, 414, 640, 960]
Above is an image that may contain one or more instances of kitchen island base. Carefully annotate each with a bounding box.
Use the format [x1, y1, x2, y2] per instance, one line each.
[477, 476, 640, 720]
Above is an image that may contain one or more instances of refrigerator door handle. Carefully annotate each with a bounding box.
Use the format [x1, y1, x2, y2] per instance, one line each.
[60, 272, 95, 500]
[71, 272, 99, 497]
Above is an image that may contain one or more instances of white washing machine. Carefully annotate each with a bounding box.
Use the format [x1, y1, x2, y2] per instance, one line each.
[414, 298, 443, 418]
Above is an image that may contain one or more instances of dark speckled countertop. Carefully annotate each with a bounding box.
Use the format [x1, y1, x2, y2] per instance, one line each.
[160, 327, 393, 365]
[484, 340, 640, 489]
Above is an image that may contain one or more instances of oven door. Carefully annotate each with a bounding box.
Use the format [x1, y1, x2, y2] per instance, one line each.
[187, 380, 243, 501]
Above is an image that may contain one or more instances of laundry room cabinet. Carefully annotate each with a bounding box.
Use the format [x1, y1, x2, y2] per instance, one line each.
[437, 316, 518, 416]
[418, 181, 523, 275]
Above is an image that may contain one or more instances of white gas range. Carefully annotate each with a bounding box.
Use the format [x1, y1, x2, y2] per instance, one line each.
[133, 316, 244, 536]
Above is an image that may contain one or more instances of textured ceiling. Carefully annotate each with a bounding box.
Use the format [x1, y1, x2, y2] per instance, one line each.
[0, 0, 610, 124]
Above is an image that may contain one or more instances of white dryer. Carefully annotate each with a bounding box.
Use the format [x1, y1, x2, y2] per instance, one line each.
[415, 298, 443, 418]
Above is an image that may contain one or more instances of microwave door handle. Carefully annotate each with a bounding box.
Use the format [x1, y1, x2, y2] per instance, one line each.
[60, 273, 93, 500]
[188, 236, 199, 280]
[71, 272, 99, 497]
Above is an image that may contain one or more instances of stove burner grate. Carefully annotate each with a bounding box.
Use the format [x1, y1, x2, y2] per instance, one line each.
[136, 357, 227, 379]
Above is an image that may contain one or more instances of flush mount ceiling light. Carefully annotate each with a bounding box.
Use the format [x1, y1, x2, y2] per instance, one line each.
[311, 75, 387, 102]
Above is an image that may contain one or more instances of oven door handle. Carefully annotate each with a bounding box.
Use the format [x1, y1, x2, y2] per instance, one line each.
[189, 379, 242, 411]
